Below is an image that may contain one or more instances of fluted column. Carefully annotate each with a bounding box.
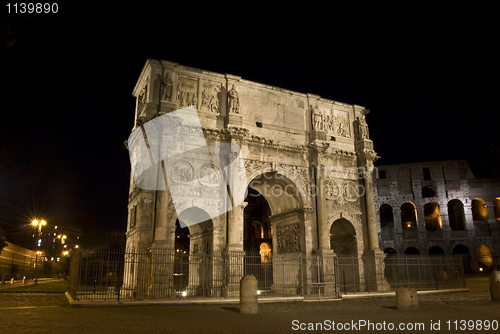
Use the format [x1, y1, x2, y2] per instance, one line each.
[315, 165, 330, 250]
[362, 161, 380, 251]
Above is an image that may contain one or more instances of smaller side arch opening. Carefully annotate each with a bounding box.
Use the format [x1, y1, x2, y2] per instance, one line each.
[472, 198, 488, 221]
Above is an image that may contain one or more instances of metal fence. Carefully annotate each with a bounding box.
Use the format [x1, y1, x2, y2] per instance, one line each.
[68, 250, 465, 301]
[336, 255, 465, 294]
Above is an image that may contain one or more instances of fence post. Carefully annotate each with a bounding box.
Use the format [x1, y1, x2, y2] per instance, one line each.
[68, 249, 81, 300]
[418, 257, 422, 290]
[405, 257, 410, 287]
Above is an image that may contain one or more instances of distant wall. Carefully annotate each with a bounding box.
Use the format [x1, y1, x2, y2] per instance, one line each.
[0, 242, 36, 280]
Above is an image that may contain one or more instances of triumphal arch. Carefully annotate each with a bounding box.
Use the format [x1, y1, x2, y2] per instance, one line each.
[124, 59, 386, 298]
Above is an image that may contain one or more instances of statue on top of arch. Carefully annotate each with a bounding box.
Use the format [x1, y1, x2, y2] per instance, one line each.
[357, 116, 370, 140]
[312, 106, 323, 131]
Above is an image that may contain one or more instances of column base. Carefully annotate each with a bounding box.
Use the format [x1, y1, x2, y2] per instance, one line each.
[362, 249, 391, 292]
[224, 247, 245, 297]
[310, 248, 337, 296]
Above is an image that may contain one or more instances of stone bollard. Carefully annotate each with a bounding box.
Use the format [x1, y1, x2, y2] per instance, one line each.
[490, 282, 500, 302]
[489, 271, 500, 284]
[22, 278, 26, 285]
[240, 274, 258, 314]
[10, 278, 14, 285]
[396, 287, 418, 311]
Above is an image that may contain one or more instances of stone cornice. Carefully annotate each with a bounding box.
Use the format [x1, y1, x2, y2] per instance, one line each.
[358, 149, 380, 162]
[269, 206, 313, 221]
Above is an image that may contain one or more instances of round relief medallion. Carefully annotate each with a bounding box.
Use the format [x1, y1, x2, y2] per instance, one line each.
[169, 160, 194, 183]
[342, 181, 358, 202]
[198, 163, 223, 187]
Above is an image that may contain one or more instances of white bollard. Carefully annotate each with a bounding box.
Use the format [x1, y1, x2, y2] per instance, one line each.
[491, 282, 500, 302]
[396, 287, 418, 311]
[489, 271, 500, 284]
[240, 275, 258, 314]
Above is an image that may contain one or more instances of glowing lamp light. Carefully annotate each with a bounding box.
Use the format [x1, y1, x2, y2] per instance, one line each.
[257, 290, 261, 295]
[479, 268, 484, 272]
[181, 291, 187, 297]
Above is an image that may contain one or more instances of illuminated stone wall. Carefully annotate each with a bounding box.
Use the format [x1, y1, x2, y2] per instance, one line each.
[374, 160, 500, 272]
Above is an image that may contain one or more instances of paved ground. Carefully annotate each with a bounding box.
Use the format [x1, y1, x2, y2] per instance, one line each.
[0, 275, 498, 333]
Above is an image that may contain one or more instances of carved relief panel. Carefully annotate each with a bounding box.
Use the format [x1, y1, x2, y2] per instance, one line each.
[177, 76, 198, 108]
[333, 110, 351, 138]
[200, 81, 221, 113]
[276, 222, 301, 254]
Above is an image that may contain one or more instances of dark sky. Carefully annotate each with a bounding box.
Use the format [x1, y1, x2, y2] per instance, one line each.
[0, 6, 498, 237]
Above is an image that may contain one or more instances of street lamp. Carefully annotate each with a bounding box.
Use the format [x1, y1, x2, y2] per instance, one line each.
[32, 219, 47, 284]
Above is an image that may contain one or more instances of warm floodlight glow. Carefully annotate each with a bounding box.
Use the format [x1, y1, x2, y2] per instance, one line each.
[181, 291, 187, 297]
[41, 220, 46, 225]
[32, 220, 39, 226]
[257, 290, 261, 295]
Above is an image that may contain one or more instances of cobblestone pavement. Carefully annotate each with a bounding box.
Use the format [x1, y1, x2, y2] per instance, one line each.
[0, 277, 498, 333]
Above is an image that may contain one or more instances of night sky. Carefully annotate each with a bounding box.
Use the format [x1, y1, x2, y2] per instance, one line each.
[0, 6, 498, 240]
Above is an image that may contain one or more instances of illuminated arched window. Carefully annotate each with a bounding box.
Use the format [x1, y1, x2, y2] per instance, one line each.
[401, 202, 417, 229]
[423, 201, 442, 232]
[259, 242, 272, 264]
[471, 198, 488, 221]
[448, 199, 466, 231]
[477, 244, 495, 270]
[494, 198, 500, 221]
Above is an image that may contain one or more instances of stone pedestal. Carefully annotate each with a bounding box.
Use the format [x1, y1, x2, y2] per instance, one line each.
[489, 270, 500, 284]
[148, 246, 175, 300]
[362, 249, 391, 292]
[396, 287, 418, 311]
[309, 130, 326, 141]
[313, 248, 337, 295]
[225, 248, 245, 297]
[490, 282, 500, 302]
[240, 275, 258, 314]
[224, 113, 243, 127]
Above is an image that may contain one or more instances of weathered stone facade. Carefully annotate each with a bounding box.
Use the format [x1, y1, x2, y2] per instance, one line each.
[374, 160, 500, 272]
[124, 59, 385, 297]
